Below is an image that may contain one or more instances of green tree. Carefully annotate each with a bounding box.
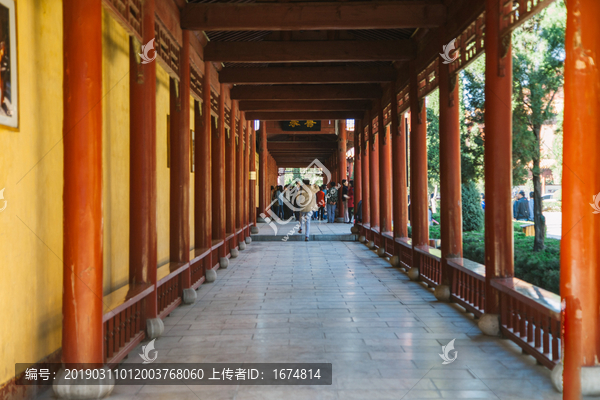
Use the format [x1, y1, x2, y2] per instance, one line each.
[462, 181, 484, 232]
[460, 56, 486, 184]
[512, 0, 565, 251]
[426, 90, 440, 200]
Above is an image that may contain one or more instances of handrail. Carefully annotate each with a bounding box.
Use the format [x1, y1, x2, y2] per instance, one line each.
[491, 278, 561, 320]
[157, 261, 189, 287]
[190, 247, 211, 265]
[102, 283, 154, 322]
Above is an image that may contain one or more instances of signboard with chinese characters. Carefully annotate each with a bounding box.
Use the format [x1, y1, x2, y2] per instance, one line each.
[279, 120, 321, 132]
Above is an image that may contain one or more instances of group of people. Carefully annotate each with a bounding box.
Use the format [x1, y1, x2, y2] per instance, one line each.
[513, 190, 535, 221]
[269, 179, 356, 241]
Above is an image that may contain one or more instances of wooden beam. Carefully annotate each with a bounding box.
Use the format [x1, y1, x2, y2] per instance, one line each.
[181, 1, 446, 31]
[231, 84, 382, 100]
[239, 100, 371, 112]
[246, 111, 364, 120]
[268, 142, 338, 151]
[220, 66, 397, 85]
[204, 40, 415, 63]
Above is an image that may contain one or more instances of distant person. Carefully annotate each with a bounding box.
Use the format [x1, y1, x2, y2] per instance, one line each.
[347, 180, 355, 224]
[342, 179, 349, 222]
[515, 190, 530, 221]
[298, 180, 319, 241]
[528, 191, 534, 221]
[481, 193, 485, 210]
[326, 182, 338, 223]
[316, 185, 326, 221]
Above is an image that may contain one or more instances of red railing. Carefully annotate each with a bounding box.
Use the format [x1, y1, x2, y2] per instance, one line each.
[493, 278, 561, 369]
[397, 238, 412, 269]
[448, 258, 486, 317]
[102, 283, 153, 364]
[190, 247, 210, 289]
[416, 246, 442, 287]
[382, 232, 394, 256]
[157, 262, 188, 318]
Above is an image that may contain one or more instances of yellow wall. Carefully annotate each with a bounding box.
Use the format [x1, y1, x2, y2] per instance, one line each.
[0, 0, 64, 385]
[156, 65, 170, 266]
[102, 10, 130, 294]
[189, 96, 195, 250]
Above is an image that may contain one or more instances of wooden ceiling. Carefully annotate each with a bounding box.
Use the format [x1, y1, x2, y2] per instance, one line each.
[183, 0, 455, 166]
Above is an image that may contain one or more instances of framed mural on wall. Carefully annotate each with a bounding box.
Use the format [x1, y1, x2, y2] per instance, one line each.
[0, 0, 17, 128]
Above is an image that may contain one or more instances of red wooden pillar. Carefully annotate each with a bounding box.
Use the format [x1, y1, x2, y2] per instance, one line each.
[169, 31, 191, 292]
[558, 0, 600, 396]
[353, 120, 362, 224]
[237, 113, 245, 239]
[392, 103, 408, 239]
[338, 120, 347, 221]
[226, 101, 238, 255]
[245, 121, 251, 235]
[409, 63, 429, 278]
[212, 85, 227, 263]
[361, 117, 371, 232]
[258, 122, 268, 219]
[480, 0, 514, 334]
[197, 62, 212, 272]
[436, 52, 463, 301]
[369, 111, 381, 234]
[379, 106, 392, 235]
[62, 0, 103, 365]
[129, 0, 158, 324]
[249, 124, 258, 232]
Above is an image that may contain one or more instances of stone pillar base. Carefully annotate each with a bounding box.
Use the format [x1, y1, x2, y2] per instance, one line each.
[434, 284, 451, 302]
[182, 288, 197, 304]
[551, 363, 600, 395]
[53, 368, 114, 399]
[366, 240, 375, 249]
[407, 267, 419, 281]
[219, 257, 229, 269]
[250, 226, 259, 234]
[376, 247, 386, 257]
[335, 217, 345, 223]
[239, 241, 246, 250]
[350, 226, 359, 234]
[146, 318, 164, 339]
[230, 248, 239, 258]
[478, 313, 500, 336]
[358, 235, 366, 243]
[245, 236, 252, 244]
[390, 255, 399, 267]
[257, 217, 266, 223]
[205, 268, 217, 282]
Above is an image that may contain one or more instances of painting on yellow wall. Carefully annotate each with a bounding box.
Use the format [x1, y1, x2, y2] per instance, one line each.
[0, 0, 17, 128]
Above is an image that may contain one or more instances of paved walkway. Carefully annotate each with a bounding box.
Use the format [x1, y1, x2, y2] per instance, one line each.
[49, 241, 565, 399]
[254, 220, 355, 237]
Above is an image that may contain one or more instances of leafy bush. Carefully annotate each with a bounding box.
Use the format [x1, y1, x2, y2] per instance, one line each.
[462, 230, 560, 294]
[462, 181, 484, 232]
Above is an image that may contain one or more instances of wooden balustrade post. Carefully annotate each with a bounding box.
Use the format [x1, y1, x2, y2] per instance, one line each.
[436, 44, 463, 302]
[554, 0, 600, 395]
[480, 0, 514, 336]
[58, 1, 107, 396]
[360, 115, 370, 239]
[226, 101, 238, 257]
[408, 62, 429, 281]
[128, 0, 160, 338]
[169, 30, 194, 304]
[212, 84, 228, 269]
[379, 105, 392, 242]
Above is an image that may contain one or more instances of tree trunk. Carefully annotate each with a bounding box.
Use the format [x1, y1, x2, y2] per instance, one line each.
[532, 125, 545, 251]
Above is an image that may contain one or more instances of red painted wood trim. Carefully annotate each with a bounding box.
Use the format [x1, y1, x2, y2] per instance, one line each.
[157, 262, 189, 287]
[102, 284, 155, 322]
[192, 276, 205, 290]
[106, 331, 146, 368]
[158, 298, 182, 320]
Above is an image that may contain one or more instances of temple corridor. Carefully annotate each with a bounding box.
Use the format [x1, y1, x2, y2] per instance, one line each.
[40, 240, 568, 400]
